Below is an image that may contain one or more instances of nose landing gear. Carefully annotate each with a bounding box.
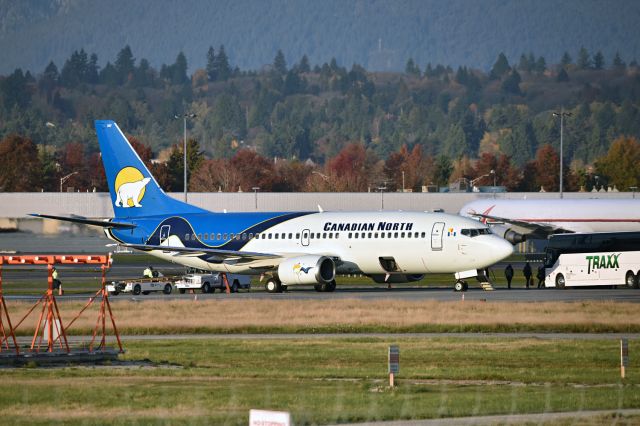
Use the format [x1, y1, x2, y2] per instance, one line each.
[454, 280, 468, 292]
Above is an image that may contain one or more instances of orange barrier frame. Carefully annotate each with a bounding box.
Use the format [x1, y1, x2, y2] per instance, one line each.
[0, 254, 123, 355]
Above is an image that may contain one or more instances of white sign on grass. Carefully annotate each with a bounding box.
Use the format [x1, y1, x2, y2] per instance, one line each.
[249, 409, 291, 426]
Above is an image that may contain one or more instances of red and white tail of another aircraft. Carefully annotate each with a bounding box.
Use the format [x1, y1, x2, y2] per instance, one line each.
[459, 198, 640, 243]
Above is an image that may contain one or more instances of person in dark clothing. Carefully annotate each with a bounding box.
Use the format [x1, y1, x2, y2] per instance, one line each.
[504, 264, 514, 289]
[536, 265, 545, 288]
[523, 262, 532, 289]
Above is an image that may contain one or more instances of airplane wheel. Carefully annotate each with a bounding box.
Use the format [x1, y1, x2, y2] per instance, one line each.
[314, 284, 323, 292]
[142, 291, 150, 295]
[454, 281, 465, 292]
[463, 282, 468, 291]
[202, 282, 211, 293]
[133, 284, 141, 295]
[265, 279, 282, 293]
[231, 280, 239, 293]
[555, 274, 566, 289]
[326, 280, 336, 292]
[163, 284, 172, 295]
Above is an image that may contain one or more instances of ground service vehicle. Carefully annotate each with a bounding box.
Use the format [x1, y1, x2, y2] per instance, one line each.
[174, 269, 251, 294]
[544, 232, 640, 288]
[107, 277, 173, 296]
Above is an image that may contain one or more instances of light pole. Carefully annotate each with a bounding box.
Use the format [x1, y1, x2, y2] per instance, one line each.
[175, 113, 197, 202]
[252, 187, 260, 210]
[377, 186, 387, 210]
[60, 171, 78, 193]
[552, 109, 572, 199]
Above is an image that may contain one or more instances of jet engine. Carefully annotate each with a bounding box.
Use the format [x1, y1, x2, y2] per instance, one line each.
[491, 225, 526, 245]
[370, 274, 425, 284]
[278, 255, 336, 285]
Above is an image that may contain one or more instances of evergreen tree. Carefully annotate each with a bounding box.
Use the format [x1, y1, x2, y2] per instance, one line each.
[171, 52, 188, 84]
[87, 53, 99, 84]
[501, 69, 522, 94]
[298, 55, 310, 73]
[556, 68, 569, 82]
[215, 45, 231, 81]
[115, 45, 135, 84]
[274, 49, 287, 74]
[593, 51, 604, 70]
[577, 46, 591, 69]
[612, 51, 625, 70]
[489, 52, 510, 79]
[405, 58, 420, 76]
[560, 51, 572, 66]
[206, 46, 216, 81]
[38, 61, 59, 103]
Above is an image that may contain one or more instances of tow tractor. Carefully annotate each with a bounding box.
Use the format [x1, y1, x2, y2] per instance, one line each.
[174, 269, 251, 293]
[107, 272, 173, 296]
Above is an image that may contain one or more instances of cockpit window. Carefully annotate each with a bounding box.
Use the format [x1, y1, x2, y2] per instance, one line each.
[461, 228, 491, 237]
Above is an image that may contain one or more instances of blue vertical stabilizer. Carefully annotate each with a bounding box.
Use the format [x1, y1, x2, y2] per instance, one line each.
[95, 120, 208, 218]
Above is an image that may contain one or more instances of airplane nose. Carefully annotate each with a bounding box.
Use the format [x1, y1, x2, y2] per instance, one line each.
[492, 236, 514, 262]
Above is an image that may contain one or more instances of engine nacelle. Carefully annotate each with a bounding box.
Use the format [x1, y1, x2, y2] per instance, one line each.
[370, 274, 425, 284]
[278, 255, 336, 285]
[491, 225, 526, 245]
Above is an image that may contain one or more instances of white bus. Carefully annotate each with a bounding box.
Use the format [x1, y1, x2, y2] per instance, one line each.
[544, 232, 640, 288]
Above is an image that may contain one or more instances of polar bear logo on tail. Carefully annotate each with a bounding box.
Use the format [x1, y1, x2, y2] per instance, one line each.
[116, 177, 151, 207]
[114, 167, 151, 208]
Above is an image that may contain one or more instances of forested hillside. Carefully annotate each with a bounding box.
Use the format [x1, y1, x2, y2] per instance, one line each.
[1, 0, 639, 74]
[1, 45, 640, 194]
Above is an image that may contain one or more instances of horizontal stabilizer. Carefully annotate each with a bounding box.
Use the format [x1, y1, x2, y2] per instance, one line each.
[29, 213, 136, 229]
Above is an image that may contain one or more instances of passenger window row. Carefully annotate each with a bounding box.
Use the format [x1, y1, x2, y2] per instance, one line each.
[182, 231, 428, 242]
[348, 231, 426, 239]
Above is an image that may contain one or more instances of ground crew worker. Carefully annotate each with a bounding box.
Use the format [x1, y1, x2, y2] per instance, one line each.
[143, 266, 154, 278]
[504, 264, 514, 289]
[52, 266, 62, 293]
[537, 265, 545, 288]
[523, 262, 532, 289]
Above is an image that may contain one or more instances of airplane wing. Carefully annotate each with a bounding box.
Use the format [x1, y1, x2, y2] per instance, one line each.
[29, 213, 136, 229]
[470, 213, 572, 236]
[123, 243, 282, 263]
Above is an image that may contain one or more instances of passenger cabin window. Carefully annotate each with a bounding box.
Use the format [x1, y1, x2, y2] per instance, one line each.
[203, 233, 208, 240]
[223, 233, 228, 240]
[288, 233, 292, 239]
[217, 233, 221, 240]
[242, 233, 247, 240]
[421, 232, 426, 238]
[185, 233, 190, 240]
[198, 233, 202, 240]
[296, 233, 300, 239]
[275, 233, 279, 239]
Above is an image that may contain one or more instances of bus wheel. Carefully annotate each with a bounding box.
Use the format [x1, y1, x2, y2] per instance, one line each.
[555, 274, 566, 289]
[626, 272, 636, 288]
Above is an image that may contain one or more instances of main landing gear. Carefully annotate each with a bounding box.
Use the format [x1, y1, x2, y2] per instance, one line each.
[454, 280, 468, 292]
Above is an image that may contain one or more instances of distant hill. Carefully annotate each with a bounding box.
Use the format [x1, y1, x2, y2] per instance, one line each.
[1, 0, 639, 75]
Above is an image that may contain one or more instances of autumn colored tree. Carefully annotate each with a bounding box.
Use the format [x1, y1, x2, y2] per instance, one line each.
[273, 160, 313, 191]
[0, 134, 42, 191]
[595, 136, 640, 190]
[190, 158, 242, 192]
[473, 152, 521, 191]
[326, 143, 380, 192]
[59, 142, 90, 191]
[229, 149, 276, 191]
[383, 144, 425, 191]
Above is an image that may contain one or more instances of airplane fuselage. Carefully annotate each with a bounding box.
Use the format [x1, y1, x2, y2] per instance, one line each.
[107, 210, 513, 277]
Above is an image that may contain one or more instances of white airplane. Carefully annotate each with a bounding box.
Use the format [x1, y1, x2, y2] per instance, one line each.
[33, 120, 513, 292]
[460, 198, 640, 243]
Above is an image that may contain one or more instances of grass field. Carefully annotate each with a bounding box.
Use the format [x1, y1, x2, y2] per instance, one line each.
[1, 337, 639, 425]
[4, 298, 640, 336]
